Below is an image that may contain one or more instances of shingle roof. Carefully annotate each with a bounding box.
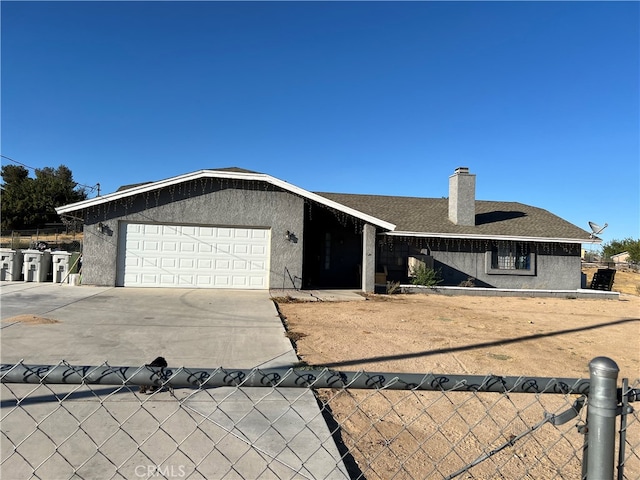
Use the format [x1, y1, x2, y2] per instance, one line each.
[115, 167, 262, 191]
[116, 182, 153, 192]
[315, 192, 592, 242]
[212, 167, 263, 174]
[57, 169, 396, 230]
[58, 167, 591, 242]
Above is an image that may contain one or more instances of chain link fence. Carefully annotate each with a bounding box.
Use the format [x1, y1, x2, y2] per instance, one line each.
[0, 228, 82, 252]
[1, 361, 638, 479]
[619, 378, 640, 480]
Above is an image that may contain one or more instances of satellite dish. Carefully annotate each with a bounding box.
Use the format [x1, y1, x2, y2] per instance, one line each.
[588, 221, 608, 239]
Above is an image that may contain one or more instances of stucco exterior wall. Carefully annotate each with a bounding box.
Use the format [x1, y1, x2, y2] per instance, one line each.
[80, 183, 304, 288]
[380, 237, 583, 290]
[430, 245, 582, 290]
[361, 224, 377, 292]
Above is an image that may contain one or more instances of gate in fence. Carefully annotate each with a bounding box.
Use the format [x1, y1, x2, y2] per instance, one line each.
[1, 357, 638, 479]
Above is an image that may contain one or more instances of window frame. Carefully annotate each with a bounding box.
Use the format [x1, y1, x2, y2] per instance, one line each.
[485, 244, 536, 276]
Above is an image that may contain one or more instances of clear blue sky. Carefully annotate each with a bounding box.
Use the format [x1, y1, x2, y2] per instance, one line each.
[2, 1, 638, 246]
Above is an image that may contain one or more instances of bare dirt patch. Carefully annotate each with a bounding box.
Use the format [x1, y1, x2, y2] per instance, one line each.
[278, 292, 639, 479]
[280, 293, 639, 379]
[3, 315, 60, 325]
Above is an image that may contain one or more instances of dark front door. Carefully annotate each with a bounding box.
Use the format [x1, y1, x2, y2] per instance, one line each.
[302, 205, 362, 289]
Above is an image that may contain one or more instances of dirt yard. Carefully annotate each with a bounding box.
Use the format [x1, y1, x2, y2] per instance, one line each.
[279, 292, 639, 380]
[277, 273, 640, 479]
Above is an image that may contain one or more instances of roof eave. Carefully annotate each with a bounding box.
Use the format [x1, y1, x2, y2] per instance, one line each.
[55, 169, 396, 231]
[55, 170, 211, 214]
[383, 231, 598, 244]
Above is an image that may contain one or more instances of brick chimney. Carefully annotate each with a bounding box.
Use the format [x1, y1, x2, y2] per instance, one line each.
[448, 167, 476, 226]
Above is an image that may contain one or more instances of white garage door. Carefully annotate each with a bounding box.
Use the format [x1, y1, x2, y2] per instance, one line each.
[119, 223, 270, 289]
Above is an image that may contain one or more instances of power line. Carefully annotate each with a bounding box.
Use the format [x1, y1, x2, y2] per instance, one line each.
[0, 154, 100, 194]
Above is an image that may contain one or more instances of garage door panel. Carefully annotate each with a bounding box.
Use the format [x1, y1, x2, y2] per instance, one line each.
[198, 244, 213, 253]
[180, 242, 196, 253]
[198, 259, 213, 268]
[217, 244, 231, 253]
[143, 242, 159, 253]
[234, 245, 248, 255]
[233, 260, 247, 270]
[125, 256, 140, 267]
[177, 274, 195, 284]
[120, 223, 270, 289]
[196, 275, 213, 285]
[141, 257, 158, 267]
[161, 258, 176, 268]
[142, 273, 159, 284]
[124, 272, 137, 283]
[232, 277, 248, 287]
[215, 259, 230, 269]
[179, 258, 195, 269]
[161, 241, 177, 252]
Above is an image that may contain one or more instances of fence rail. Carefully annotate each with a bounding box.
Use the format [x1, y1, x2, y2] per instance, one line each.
[1, 359, 638, 479]
[0, 228, 82, 252]
[0, 362, 593, 394]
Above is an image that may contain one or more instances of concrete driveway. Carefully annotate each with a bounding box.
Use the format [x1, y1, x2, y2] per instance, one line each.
[1, 282, 296, 367]
[1, 282, 349, 479]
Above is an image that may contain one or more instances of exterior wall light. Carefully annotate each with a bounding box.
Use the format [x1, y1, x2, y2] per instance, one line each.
[285, 230, 297, 243]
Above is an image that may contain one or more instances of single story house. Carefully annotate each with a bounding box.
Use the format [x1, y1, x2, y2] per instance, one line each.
[611, 251, 630, 264]
[55, 167, 596, 292]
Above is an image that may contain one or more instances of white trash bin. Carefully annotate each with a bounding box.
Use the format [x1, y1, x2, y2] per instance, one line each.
[22, 250, 52, 283]
[51, 251, 72, 283]
[0, 248, 24, 281]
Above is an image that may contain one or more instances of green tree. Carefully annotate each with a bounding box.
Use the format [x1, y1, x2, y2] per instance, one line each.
[1, 164, 87, 230]
[602, 238, 640, 264]
[1, 165, 32, 230]
[629, 242, 640, 264]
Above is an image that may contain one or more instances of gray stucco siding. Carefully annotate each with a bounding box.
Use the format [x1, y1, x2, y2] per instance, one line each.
[80, 184, 304, 288]
[361, 224, 377, 292]
[430, 247, 582, 290]
[380, 236, 583, 290]
[532, 253, 582, 290]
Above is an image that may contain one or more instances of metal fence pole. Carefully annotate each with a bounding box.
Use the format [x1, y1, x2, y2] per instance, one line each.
[587, 356, 619, 480]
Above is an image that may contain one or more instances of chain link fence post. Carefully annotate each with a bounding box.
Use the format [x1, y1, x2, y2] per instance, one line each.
[587, 356, 619, 480]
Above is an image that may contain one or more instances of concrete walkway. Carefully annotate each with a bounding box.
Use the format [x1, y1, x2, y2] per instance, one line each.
[270, 289, 367, 303]
[1, 282, 349, 479]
